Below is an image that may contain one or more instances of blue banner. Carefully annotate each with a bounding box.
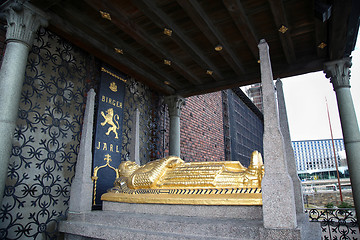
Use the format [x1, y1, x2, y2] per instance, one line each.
[92, 65, 126, 208]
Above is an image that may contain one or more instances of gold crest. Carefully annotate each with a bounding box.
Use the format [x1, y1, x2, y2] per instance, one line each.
[101, 108, 120, 139]
[109, 82, 118, 92]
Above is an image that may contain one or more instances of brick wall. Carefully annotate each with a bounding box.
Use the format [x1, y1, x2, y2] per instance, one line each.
[179, 91, 225, 162]
[161, 89, 264, 164]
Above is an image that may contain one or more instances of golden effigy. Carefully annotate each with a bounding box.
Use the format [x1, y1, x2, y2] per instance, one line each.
[101, 151, 264, 205]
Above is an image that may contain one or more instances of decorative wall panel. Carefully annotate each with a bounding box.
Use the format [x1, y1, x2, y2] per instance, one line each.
[121, 78, 164, 165]
[0, 29, 93, 239]
[0, 27, 164, 239]
[0, 25, 265, 239]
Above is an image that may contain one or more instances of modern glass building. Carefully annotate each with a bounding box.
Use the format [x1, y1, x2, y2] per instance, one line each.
[292, 139, 348, 180]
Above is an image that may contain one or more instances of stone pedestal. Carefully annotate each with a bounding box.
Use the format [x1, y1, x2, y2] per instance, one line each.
[258, 39, 297, 229]
[0, 0, 48, 203]
[68, 89, 96, 213]
[276, 79, 304, 214]
[59, 202, 320, 240]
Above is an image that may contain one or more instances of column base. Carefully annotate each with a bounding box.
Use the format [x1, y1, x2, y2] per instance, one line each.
[262, 173, 297, 229]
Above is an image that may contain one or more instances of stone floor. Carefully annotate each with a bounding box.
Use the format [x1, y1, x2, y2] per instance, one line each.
[60, 202, 321, 240]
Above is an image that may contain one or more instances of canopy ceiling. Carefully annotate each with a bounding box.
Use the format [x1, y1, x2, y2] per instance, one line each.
[29, 0, 360, 97]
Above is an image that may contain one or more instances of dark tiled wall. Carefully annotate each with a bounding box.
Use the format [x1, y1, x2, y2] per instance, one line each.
[227, 89, 264, 167]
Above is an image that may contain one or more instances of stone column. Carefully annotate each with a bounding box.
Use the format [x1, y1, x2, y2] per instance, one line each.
[324, 57, 360, 220]
[276, 79, 304, 214]
[164, 95, 185, 157]
[130, 108, 140, 166]
[69, 89, 96, 213]
[0, 1, 48, 203]
[258, 39, 297, 229]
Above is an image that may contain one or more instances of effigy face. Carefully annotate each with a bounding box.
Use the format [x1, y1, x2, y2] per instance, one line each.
[101, 151, 264, 205]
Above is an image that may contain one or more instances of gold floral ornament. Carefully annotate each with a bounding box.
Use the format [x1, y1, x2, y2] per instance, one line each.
[164, 28, 172, 36]
[164, 59, 171, 66]
[114, 48, 124, 55]
[100, 11, 111, 21]
[214, 45, 223, 51]
[278, 25, 288, 34]
[318, 42, 327, 49]
[102, 151, 265, 205]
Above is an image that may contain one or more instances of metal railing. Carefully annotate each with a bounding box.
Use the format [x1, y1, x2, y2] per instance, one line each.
[307, 208, 360, 239]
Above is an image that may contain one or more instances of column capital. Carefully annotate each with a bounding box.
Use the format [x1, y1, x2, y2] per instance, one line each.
[164, 95, 185, 117]
[1, 0, 48, 47]
[324, 57, 352, 90]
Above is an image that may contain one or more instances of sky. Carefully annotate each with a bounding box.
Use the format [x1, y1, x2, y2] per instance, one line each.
[282, 35, 360, 141]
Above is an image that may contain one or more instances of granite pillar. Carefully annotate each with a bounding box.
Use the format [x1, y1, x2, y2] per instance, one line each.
[0, 1, 48, 204]
[130, 108, 140, 165]
[324, 57, 360, 221]
[164, 95, 185, 157]
[258, 39, 297, 229]
[68, 89, 96, 213]
[276, 79, 304, 214]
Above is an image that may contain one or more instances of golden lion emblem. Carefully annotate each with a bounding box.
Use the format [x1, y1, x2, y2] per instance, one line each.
[101, 108, 120, 139]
